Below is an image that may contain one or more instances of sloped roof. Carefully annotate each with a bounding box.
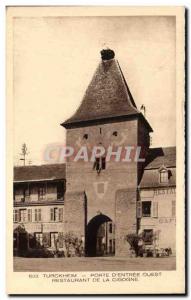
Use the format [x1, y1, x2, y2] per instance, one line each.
[139, 146, 176, 188]
[144, 147, 176, 169]
[61, 52, 152, 130]
[140, 168, 176, 188]
[14, 164, 66, 182]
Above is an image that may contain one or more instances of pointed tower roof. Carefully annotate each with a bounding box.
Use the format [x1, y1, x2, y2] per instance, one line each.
[61, 49, 152, 132]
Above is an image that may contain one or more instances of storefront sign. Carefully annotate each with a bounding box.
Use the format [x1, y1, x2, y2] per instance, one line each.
[159, 218, 176, 224]
[154, 188, 176, 196]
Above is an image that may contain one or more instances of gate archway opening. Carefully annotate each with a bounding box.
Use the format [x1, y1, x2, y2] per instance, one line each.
[85, 214, 115, 257]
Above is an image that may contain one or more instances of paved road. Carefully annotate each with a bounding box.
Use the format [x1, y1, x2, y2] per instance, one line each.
[14, 256, 176, 272]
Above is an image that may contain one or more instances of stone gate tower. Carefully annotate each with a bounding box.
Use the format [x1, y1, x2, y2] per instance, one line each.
[61, 49, 153, 256]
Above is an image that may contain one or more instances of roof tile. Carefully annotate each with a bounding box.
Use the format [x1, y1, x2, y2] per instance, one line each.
[14, 164, 66, 182]
[62, 58, 139, 126]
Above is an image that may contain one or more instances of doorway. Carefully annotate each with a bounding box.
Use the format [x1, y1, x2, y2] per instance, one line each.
[85, 214, 115, 257]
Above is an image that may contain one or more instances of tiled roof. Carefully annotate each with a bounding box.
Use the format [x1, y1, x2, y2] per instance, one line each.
[140, 147, 176, 188]
[140, 168, 176, 188]
[61, 55, 152, 131]
[144, 147, 176, 169]
[14, 164, 66, 182]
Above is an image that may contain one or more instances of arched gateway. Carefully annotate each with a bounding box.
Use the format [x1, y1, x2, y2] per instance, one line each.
[85, 214, 115, 257]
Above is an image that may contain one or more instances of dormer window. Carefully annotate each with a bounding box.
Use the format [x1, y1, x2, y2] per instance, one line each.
[159, 166, 169, 183]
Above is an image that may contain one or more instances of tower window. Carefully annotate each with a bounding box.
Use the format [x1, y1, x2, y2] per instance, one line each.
[94, 157, 100, 171]
[101, 157, 106, 169]
[93, 157, 106, 173]
[113, 131, 118, 136]
[83, 134, 88, 139]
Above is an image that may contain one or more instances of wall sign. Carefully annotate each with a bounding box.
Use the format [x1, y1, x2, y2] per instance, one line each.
[159, 217, 176, 224]
[154, 188, 176, 196]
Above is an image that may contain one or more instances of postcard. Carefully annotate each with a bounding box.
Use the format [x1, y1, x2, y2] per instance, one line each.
[6, 6, 185, 294]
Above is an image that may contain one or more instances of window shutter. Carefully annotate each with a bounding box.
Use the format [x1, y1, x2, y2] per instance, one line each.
[14, 210, 19, 222]
[152, 202, 158, 218]
[136, 201, 142, 218]
[58, 232, 64, 248]
[58, 208, 63, 222]
[34, 209, 37, 222]
[16, 210, 19, 222]
[27, 209, 32, 222]
[50, 208, 54, 221]
[18, 210, 21, 222]
[38, 209, 41, 221]
[55, 208, 58, 221]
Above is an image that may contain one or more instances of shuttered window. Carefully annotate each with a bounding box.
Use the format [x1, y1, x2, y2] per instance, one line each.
[136, 201, 142, 218]
[34, 209, 41, 222]
[152, 202, 158, 218]
[50, 207, 63, 222]
[54, 208, 58, 221]
[20, 209, 27, 222]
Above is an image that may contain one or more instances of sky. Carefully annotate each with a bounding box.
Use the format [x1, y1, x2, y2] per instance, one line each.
[13, 16, 176, 165]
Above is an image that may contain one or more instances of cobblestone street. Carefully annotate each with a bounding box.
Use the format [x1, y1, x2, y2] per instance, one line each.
[14, 256, 176, 272]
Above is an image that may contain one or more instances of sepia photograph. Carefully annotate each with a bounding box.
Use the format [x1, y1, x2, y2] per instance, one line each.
[6, 6, 185, 294]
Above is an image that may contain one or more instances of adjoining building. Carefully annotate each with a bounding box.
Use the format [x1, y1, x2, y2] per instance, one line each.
[13, 49, 176, 257]
[13, 164, 66, 256]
